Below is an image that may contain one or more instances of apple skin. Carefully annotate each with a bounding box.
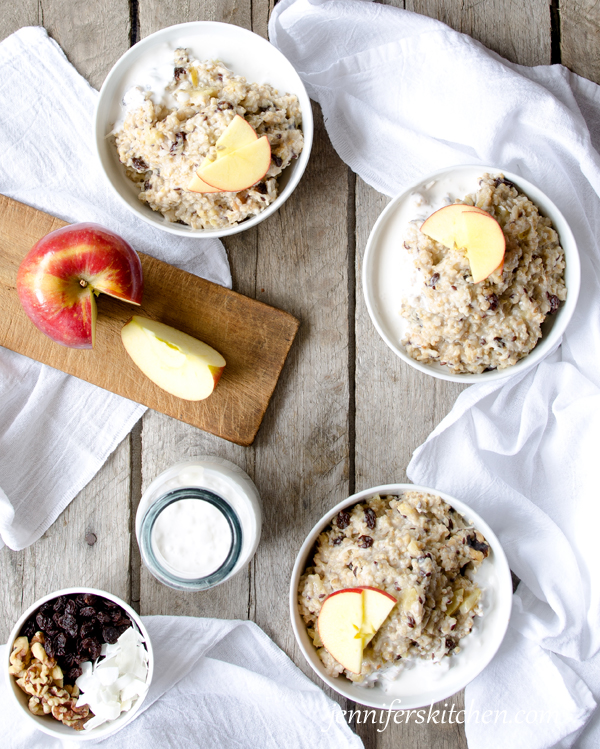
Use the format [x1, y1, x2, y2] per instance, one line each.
[17, 223, 143, 349]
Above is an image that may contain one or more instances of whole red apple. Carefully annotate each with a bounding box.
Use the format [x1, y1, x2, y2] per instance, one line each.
[17, 223, 144, 348]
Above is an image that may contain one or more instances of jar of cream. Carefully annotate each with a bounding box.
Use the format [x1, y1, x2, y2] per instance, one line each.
[136, 457, 262, 591]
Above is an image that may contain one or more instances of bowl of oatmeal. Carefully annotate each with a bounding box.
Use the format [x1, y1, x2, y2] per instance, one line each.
[290, 484, 512, 709]
[95, 22, 313, 237]
[362, 166, 580, 382]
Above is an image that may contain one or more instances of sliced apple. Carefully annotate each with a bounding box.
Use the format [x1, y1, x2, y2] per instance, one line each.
[198, 136, 271, 192]
[317, 587, 397, 673]
[462, 210, 506, 283]
[420, 203, 505, 284]
[215, 114, 257, 158]
[421, 203, 488, 249]
[121, 316, 225, 401]
[187, 173, 222, 194]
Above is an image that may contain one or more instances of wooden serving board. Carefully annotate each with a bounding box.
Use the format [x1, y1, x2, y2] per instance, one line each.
[0, 196, 299, 446]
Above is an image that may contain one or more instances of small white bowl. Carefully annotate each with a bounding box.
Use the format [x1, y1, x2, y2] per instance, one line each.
[95, 22, 313, 238]
[290, 484, 512, 710]
[362, 166, 581, 383]
[5, 588, 153, 742]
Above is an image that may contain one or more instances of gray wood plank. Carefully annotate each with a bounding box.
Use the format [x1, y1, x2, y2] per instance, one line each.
[0, 0, 133, 637]
[407, 0, 552, 66]
[560, 0, 600, 83]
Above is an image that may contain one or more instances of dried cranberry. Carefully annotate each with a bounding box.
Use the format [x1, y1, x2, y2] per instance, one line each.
[364, 508, 376, 530]
[357, 535, 373, 548]
[336, 510, 351, 530]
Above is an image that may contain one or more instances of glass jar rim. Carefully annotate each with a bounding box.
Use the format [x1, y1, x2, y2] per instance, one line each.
[139, 488, 243, 591]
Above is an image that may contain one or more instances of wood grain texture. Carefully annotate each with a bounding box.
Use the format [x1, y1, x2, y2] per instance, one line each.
[407, 0, 552, 65]
[0, 196, 299, 446]
[560, 0, 600, 83]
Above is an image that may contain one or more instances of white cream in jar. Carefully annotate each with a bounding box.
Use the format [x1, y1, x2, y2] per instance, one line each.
[136, 457, 262, 591]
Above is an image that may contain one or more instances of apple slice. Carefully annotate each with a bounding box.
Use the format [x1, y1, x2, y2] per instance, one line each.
[420, 203, 506, 284]
[121, 316, 225, 401]
[317, 587, 397, 673]
[187, 173, 222, 194]
[420, 203, 488, 249]
[461, 210, 506, 283]
[214, 114, 257, 158]
[361, 587, 398, 646]
[198, 136, 271, 192]
[317, 589, 364, 674]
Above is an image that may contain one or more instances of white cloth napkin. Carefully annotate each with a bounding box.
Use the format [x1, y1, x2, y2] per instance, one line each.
[0, 27, 231, 551]
[0, 615, 362, 748]
[270, 1, 600, 747]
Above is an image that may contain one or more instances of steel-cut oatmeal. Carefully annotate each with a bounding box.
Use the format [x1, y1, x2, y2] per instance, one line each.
[114, 49, 304, 229]
[298, 492, 490, 683]
[400, 174, 567, 374]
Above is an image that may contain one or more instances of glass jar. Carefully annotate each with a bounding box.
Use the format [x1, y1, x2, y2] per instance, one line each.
[136, 457, 262, 591]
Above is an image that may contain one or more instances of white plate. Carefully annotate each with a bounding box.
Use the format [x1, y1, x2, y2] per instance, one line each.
[362, 166, 581, 383]
[290, 484, 513, 710]
[95, 22, 313, 238]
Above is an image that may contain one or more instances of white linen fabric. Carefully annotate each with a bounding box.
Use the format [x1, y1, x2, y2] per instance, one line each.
[270, 1, 600, 747]
[0, 616, 362, 748]
[0, 27, 230, 551]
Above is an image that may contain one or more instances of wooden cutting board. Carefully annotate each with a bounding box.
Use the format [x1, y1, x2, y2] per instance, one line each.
[0, 195, 299, 446]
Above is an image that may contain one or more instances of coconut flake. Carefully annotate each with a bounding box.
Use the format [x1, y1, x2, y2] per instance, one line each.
[76, 627, 149, 731]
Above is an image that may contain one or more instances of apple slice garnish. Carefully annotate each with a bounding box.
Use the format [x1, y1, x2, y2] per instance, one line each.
[317, 587, 397, 673]
[198, 136, 271, 193]
[187, 116, 259, 193]
[17, 223, 143, 349]
[214, 114, 257, 158]
[420, 203, 505, 284]
[121, 316, 225, 401]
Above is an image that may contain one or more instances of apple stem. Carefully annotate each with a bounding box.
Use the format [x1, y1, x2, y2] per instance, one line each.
[79, 279, 88, 288]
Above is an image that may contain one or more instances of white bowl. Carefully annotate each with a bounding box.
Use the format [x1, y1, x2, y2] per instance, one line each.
[290, 484, 513, 710]
[5, 588, 153, 742]
[94, 22, 313, 238]
[362, 166, 581, 383]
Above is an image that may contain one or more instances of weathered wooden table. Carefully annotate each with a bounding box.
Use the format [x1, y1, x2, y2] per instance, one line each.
[1, 1, 597, 746]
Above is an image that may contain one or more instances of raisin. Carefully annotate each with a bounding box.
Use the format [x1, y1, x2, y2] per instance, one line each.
[217, 101, 233, 111]
[103, 600, 118, 609]
[336, 510, 351, 529]
[131, 157, 148, 172]
[65, 600, 78, 616]
[486, 293, 499, 311]
[494, 177, 515, 189]
[85, 638, 103, 660]
[459, 563, 470, 577]
[53, 596, 67, 612]
[493, 337, 505, 347]
[80, 607, 96, 618]
[44, 638, 56, 658]
[174, 67, 186, 80]
[254, 182, 267, 195]
[96, 611, 112, 624]
[332, 535, 344, 545]
[36, 613, 52, 631]
[170, 131, 187, 153]
[67, 666, 83, 683]
[448, 518, 454, 530]
[466, 533, 490, 556]
[80, 622, 96, 639]
[428, 273, 440, 288]
[547, 293, 560, 314]
[22, 619, 36, 640]
[364, 508, 377, 530]
[272, 154, 283, 167]
[445, 637, 456, 652]
[358, 535, 373, 548]
[102, 626, 119, 645]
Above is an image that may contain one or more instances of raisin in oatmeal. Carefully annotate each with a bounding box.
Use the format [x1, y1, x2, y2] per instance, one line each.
[114, 49, 304, 229]
[400, 174, 567, 374]
[298, 492, 489, 683]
